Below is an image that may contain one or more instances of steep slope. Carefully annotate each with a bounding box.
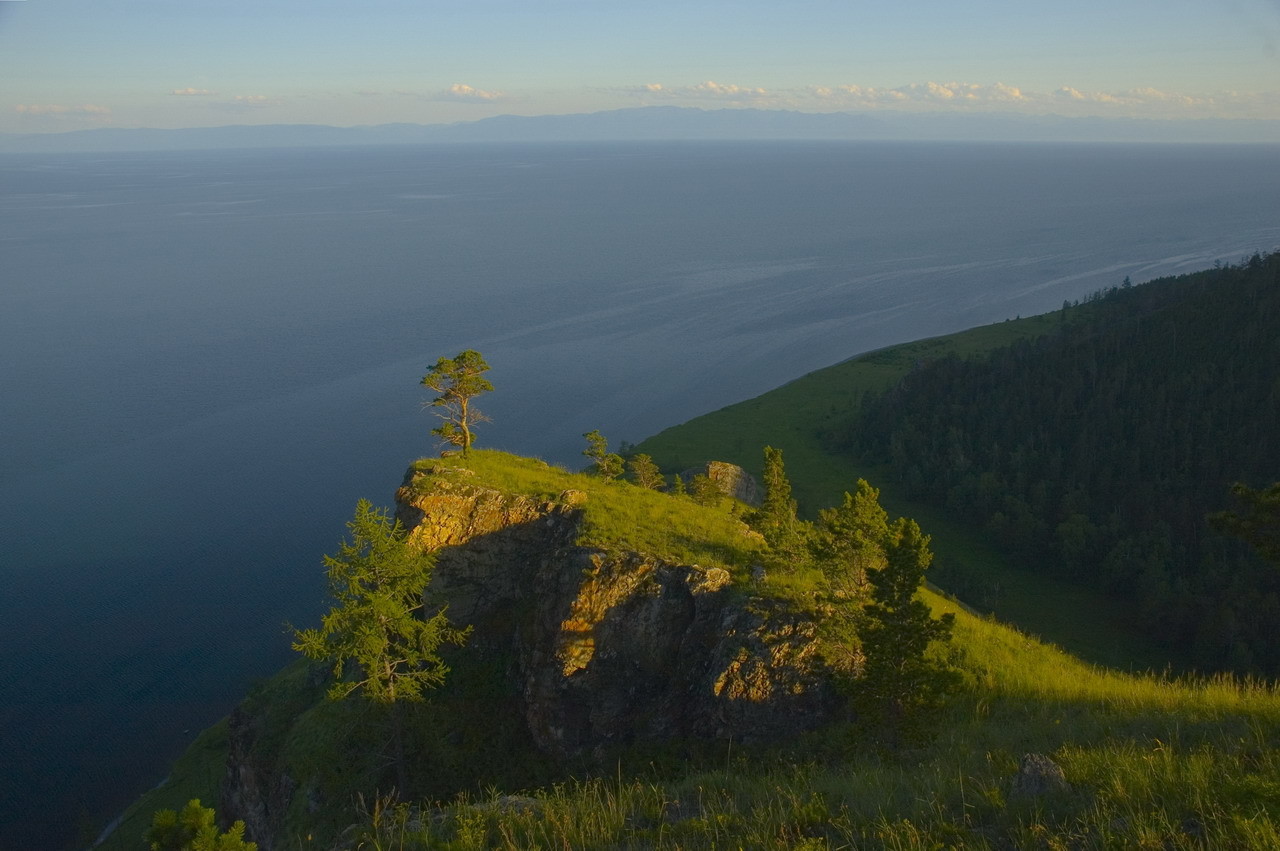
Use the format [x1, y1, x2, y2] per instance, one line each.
[340, 577, 1280, 848]
[636, 255, 1280, 673]
[214, 452, 838, 849]
[393, 457, 834, 757]
[634, 308, 1172, 671]
[97, 448, 1280, 850]
[840, 253, 1280, 672]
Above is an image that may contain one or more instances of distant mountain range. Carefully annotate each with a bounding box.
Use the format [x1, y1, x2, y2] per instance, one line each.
[3, 106, 1279, 152]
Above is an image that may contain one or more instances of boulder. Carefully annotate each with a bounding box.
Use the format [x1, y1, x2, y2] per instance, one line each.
[1009, 753, 1069, 800]
[678, 461, 762, 505]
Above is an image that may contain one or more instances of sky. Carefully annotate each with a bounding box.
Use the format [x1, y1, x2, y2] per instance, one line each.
[3, 0, 1280, 133]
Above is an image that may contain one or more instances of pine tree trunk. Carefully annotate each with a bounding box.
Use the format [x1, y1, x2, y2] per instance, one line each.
[391, 701, 408, 794]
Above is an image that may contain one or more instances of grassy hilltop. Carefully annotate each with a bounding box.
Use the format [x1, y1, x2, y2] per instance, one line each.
[101, 256, 1280, 849]
[102, 448, 1280, 849]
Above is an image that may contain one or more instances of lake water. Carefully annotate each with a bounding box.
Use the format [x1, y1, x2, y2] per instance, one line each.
[2, 141, 1278, 848]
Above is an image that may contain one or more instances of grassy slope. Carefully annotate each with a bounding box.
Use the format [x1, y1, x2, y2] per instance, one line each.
[418, 450, 767, 581]
[349, 586, 1280, 849]
[104, 449, 1280, 849]
[97, 452, 770, 848]
[94, 720, 229, 850]
[633, 309, 1176, 672]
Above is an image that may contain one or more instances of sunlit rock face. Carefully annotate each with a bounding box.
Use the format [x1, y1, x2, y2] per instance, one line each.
[395, 465, 833, 757]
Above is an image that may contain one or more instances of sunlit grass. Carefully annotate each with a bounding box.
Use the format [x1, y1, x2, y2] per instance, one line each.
[344, 587, 1280, 849]
[413, 449, 768, 582]
[633, 311, 1183, 673]
[929, 589, 1280, 718]
[350, 740, 1280, 849]
[118, 439, 1280, 850]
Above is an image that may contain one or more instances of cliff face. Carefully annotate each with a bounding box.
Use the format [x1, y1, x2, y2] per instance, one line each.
[224, 461, 835, 848]
[396, 463, 834, 757]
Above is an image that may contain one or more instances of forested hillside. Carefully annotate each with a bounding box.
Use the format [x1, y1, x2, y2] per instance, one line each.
[833, 252, 1280, 673]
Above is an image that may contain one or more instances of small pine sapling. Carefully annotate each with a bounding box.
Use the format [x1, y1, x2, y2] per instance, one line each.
[627, 453, 665, 490]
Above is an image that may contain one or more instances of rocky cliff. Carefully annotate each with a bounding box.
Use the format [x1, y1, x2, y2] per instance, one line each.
[396, 462, 834, 756]
[224, 456, 836, 848]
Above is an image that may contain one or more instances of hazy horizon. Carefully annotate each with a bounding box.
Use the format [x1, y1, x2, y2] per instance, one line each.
[5, 1, 1279, 136]
[5, 105, 1280, 153]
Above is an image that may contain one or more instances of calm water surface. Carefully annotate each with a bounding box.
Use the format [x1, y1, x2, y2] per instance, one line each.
[2, 141, 1278, 847]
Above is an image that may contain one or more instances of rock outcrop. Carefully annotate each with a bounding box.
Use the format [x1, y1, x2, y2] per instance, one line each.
[395, 462, 833, 756]
[678, 461, 763, 505]
[223, 460, 835, 847]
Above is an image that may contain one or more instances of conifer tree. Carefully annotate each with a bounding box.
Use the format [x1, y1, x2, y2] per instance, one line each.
[421, 349, 492, 457]
[627, 453, 664, 490]
[582, 429, 624, 480]
[747, 446, 803, 561]
[857, 517, 957, 744]
[815, 479, 889, 597]
[689, 472, 723, 507]
[146, 799, 256, 851]
[1211, 481, 1280, 567]
[760, 446, 795, 527]
[293, 500, 469, 788]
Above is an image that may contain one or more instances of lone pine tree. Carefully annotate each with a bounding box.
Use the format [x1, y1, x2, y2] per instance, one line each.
[421, 349, 492, 457]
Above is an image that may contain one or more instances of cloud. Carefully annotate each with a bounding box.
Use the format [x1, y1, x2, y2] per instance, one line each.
[810, 81, 1279, 118]
[200, 94, 287, 112]
[15, 103, 111, 121]
[686, 80, 769, 99]
[616, 79, 1280, 119]
[393, 84, 508, 103]
[1049, 86, 1210, 110]
[808, 81, 1031, 107]
[171, 87, 216, 96]
[437, 83, 505, 103]
[621, 80, 772, 105]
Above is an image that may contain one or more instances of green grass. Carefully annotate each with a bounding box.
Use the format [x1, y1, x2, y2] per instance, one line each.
[413, 450, 769, 582]
[632, 310, 1178, 672]
[345, 588, 1280, 850]
[113, 587, 1280, 849]
[114, 435, 1280, 850]
[634, 312, 1064, 513]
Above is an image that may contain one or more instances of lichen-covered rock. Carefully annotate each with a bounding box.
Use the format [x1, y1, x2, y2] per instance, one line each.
[394, 466, 581, 632]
